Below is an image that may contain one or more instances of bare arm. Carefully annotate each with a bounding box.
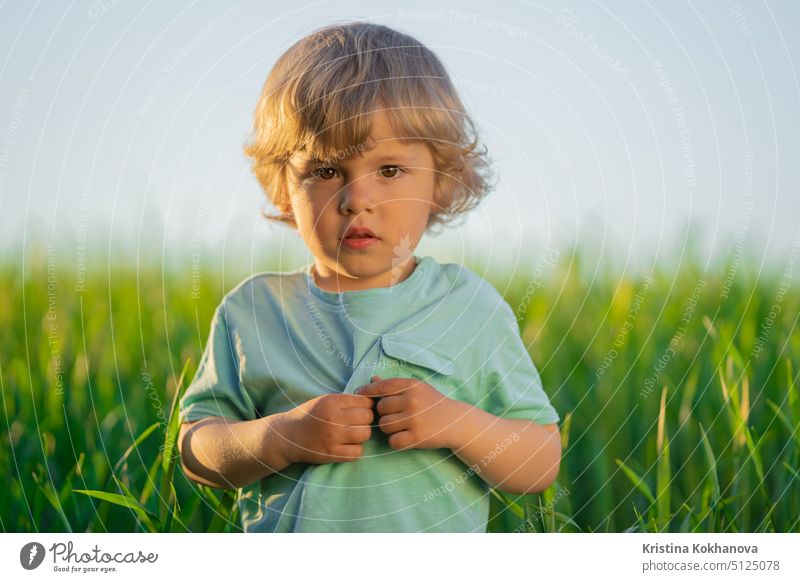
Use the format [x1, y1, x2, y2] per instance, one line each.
[355, 377, 561, 495]
[178, 393, 375, 490]
[178, 414, 293, 490]
[446, 400, 562, 495]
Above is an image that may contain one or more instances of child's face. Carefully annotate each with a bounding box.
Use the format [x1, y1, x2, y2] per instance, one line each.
[286, 110, 437, 289]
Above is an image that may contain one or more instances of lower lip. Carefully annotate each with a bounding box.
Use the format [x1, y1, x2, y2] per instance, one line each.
[342, 236, 380, 250]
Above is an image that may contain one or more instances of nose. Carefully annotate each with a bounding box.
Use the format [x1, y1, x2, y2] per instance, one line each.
[338, 175, 374, 215]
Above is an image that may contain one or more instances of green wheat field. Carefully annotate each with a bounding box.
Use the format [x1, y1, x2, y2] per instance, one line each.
[2, 241, 799, 533]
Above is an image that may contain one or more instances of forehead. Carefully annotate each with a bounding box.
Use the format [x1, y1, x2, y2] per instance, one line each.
[289, 110, 425, 164]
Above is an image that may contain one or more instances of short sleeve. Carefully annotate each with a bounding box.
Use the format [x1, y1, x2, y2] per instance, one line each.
[179, 301, 258, 424]
[478, 301, 560, 425]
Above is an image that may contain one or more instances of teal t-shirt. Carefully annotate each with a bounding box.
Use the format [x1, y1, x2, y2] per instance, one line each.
[179, 254, 559, 532]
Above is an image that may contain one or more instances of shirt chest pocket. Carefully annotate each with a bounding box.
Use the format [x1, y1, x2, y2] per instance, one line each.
[374, 334, 459, 397]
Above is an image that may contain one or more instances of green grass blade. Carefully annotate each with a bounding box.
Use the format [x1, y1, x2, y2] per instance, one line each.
[656, 387, 671, 530]
[159, 358, 192, 524]
[73, 488, 158, 532]
[490, 488, 525, 520]
[615, 459, 655, 505]
[766, 400, 800, 449]
[208, 488, 238, 532]
[114, 422, 160, 475]
[32, 471, 72, 533]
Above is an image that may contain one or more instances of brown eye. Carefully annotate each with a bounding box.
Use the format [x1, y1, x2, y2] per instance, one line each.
[311, 167, 337, 180]
[380, 165, 403, 179]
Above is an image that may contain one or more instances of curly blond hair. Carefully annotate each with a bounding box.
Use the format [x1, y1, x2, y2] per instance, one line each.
[243, 21, 496, 230]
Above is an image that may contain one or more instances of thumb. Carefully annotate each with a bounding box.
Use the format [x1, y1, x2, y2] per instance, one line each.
[355, 376, 381, 396]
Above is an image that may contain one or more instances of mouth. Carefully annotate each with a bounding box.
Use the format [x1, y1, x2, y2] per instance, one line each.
[341, 226, 380, 250]
[341, 226, 379, 240]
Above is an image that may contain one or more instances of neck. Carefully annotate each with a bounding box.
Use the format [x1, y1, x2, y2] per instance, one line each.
[311, 256, 418, 292]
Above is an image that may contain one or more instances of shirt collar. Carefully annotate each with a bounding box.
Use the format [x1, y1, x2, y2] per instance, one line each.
[302, 255, 431, 310]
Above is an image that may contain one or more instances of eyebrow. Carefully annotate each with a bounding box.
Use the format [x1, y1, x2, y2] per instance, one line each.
[301, 154, 419, 165]
[373, 154, 418, 163]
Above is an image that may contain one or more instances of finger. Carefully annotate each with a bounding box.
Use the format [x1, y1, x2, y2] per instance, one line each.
[344, 424, 372, 444]
[388, 431, 415, 451]
[376, 394, 405, 416]
[378, 412, 409, 434]
[338, 394, 375, 409]
[356, 377, 406, 398]
[340, 405, 374, 426]
[332, 443, 364, 462]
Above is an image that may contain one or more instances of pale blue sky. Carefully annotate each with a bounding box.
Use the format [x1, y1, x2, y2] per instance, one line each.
[1, 0, 799, 276]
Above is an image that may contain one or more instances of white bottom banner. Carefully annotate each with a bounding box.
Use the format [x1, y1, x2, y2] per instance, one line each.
[1, 533, 798, 581]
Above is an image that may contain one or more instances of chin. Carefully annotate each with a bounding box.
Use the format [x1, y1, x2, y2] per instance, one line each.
[332, 255, 387, 279]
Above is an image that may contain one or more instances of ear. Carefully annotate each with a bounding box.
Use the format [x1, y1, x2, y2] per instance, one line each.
[280, 207, 298, 229]
[274, 180, 299, 229]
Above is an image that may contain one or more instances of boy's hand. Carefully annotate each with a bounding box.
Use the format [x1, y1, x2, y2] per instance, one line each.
[280, 393, 374, 465]
[355, 376, 462, 451]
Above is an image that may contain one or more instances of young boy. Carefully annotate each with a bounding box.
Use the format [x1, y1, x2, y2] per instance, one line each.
[178, 20, 561, 533]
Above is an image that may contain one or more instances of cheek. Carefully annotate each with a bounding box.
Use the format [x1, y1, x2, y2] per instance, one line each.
[385, 198, 433, 232]
[406, 172, 437, 212]
[291, 191, 338, 238]
[289, 193, 311, 225]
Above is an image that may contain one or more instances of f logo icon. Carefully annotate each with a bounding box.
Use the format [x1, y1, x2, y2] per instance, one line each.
[20, 542, 46, 570]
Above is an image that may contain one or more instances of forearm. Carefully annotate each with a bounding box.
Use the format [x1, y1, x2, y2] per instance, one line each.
[179, 414, 293, 490]
[446, 400, 561, 495]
